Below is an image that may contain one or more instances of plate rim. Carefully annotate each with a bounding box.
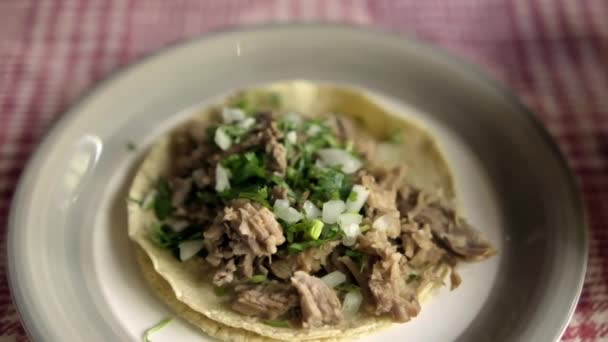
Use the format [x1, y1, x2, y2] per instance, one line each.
[7, 22, 588, 341]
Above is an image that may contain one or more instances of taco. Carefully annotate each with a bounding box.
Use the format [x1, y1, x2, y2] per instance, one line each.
[128, 81, 496, 341]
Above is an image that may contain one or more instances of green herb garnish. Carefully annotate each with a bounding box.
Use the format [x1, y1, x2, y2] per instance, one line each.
[126, 141, 136, 151]
[153, 179, 173, 220]
[143, 317, 172, 342]
[407, 273, 420, 283]
[127, 196, 143, 206]
[335, 283, 360, 292]
[305, 219, 324, 240]
[249, 274, 267, 284]
[263, 319, 290, 328]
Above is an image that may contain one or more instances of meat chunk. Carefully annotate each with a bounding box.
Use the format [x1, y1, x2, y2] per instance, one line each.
[269, 259, 293, 280]
[223, 201, 286, 256]
[368, 253, 420, 322]
[415, 203, 495, 261]
[271, 185, 288, 201]
[328, 115, 377, 159]
[212, 258, 236, 287]
[291, 271, 343, 328]
[263, 122, 287, 174]
[232, 282, 298, 319]
[290, 241, 340, 273]
[360, 174, 398, 216]
[356, 230, 396, 259]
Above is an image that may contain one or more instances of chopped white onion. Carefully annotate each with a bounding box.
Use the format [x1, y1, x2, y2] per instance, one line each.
[316, 148, 362, 174]
[341, 223, 361, 247]
[179, 239, 204, 261]
[286, 131, 297, 144]
[342, 290, 363, 319]
[345, 185, 370, 213]
[222, 107, 246, 123]
[321, 271, 347, 288]
[303, 200, 321, 219]
[322, 200, 346, 224]
[274, 199, 303, 224]
[373, 212, 400, 233]
[337, 213, 362, 229]
[141, 189, 157, 209]
[166, 218, 189, 232]
[215, 164, 231, 192]
[214, 127, 232, 150]
[273, 199, 290, 211]
[238, 117, 256, 129]
[306, 124, 322, 136]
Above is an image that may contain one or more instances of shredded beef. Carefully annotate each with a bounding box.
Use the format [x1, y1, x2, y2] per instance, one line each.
[232, 282, 298, 319]
[414, 203, 495, 260]
[368, 253, 420, 322]
[291, 271, 343, 328]
[356, 230, 396, 259]
[290, 241, 340, 273]
[213, 258, 236, 287]
[360, 174, 398, 216]
[223, 201, 286, 256]
[269, 259, 293, 280]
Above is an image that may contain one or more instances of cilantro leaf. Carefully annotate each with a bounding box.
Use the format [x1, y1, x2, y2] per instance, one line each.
[153, 179, 173, 220]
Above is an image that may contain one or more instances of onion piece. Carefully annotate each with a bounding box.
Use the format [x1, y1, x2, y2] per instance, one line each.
[321, 271, 347, 288]
[316, 148, 362, 174]
[215, 164, 231, 192]
[337, 213, 362, 229]
[238, 117, 256, 129]
[342, 290, 363, 319]
[345, 185, 370, 213]
[179, 239, 204, 261]
[373, 212, 400, 233]
[274, 199, 303, 224]
[341, 223, 361, 247]
[303, 200, 321, 219]
[214, 127, 232, 150]
[222, 107, 246, 123]
[306, 124, 322, 136]
[286, 131, 297, 144]
[322, 200, 346, 224]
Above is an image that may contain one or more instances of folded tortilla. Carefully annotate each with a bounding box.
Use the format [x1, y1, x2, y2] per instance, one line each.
[128, 81, 454, 341]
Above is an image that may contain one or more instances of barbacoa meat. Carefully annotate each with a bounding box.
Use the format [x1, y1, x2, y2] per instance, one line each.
[232, 282, 298, 319]
[291, 271, 343, 328]
[414, 201, 495, 261]
[223, 201, 286, 256]
[368, 252, 420, 322]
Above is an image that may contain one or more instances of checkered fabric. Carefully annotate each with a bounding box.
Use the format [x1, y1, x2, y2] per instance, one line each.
[1, 1, 607, 341]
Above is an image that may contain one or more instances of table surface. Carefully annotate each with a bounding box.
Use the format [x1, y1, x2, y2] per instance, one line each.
[1, 1, 607, 341]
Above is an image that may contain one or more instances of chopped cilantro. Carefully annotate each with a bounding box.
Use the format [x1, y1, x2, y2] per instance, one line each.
[143, 317, 172, 342]
[249, 274, 267, 284]
[150, 223, 201, 250]
[127, 196, 143, 206]
[269, 93, 281, 108]
[214, 286, 232, 296]
[388, 131, 404, 144]
[221, 152, 267, 184]
[153, 179, 173, 220]
[407, 273, 420, 283]
[219, 184, 269, 206]
[335, 283, 360, 292]
[263, 319, 290, 328]
[126, 141, 136, 151]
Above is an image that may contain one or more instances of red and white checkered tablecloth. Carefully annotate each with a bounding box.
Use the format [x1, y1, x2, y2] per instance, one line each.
[1, 1, 607, 341]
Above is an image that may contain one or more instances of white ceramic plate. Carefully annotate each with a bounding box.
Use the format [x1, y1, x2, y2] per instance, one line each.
[8, 25, 586, 342]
